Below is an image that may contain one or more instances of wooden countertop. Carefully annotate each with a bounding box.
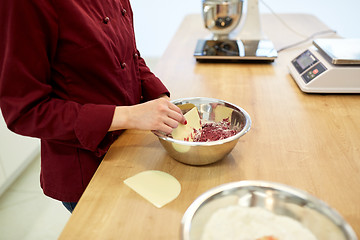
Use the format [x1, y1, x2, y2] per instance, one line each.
[59, 14, 360, 239]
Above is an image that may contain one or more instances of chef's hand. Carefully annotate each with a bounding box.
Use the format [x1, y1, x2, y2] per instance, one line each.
[109, 97, 186, 134]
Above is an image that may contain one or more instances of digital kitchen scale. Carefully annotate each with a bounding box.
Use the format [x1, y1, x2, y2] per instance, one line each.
[288, 38, 360, 93]
[194, 39, 278, 62]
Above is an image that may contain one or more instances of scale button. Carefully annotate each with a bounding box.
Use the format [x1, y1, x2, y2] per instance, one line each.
[313, 69, 319, 74]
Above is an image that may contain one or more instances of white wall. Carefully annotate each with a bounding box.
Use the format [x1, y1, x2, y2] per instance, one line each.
[131, 0, 360, 58]
[0, 112, 40, 196]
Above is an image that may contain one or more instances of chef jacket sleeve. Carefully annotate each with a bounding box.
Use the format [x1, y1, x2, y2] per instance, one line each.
[0, 0, 114, 154]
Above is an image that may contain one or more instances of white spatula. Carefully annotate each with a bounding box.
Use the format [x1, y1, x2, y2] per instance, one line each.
[172, 107, 201, 141]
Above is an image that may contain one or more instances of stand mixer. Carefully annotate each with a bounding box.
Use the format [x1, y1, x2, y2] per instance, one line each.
[194, 0, 277, 61]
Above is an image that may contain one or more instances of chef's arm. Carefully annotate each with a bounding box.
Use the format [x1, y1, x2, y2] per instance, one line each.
[109, 98, 186, 134]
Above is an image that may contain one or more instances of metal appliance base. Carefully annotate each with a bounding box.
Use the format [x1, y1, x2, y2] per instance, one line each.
[194, 39, 277, 62]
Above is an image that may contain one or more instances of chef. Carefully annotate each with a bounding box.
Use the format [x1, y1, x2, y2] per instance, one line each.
[0, 0, 186, 213]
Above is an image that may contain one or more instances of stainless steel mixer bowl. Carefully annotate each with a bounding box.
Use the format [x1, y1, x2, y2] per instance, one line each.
[202, 0, 244, 40]
[153, 97, 251, 165]
[182, 181, 358, 240]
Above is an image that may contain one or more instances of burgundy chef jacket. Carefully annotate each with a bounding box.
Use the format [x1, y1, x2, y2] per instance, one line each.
[0, 0, 169, 202]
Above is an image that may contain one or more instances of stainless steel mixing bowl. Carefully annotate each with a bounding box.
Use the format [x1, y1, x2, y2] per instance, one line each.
[202, 0, 244, 40]
[153, 97, 251, 165]
[182, 181, 358, 240]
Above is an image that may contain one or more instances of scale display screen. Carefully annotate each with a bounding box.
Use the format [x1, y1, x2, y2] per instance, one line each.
[292, 50, 318, 74]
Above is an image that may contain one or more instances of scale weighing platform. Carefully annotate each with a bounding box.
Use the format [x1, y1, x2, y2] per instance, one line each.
[288, 38, 360, 93]
[194, 39, 278, 62]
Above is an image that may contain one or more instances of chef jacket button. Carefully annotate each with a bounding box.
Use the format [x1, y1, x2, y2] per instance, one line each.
[103, 17, 110, 24]
[134, 53, 138, 58]
[122, 8, 127, 16]
[121, 62, 127, 69]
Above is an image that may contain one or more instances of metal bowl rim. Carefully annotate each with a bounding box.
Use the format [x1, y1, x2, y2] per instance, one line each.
[181, 180, 358, 240]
